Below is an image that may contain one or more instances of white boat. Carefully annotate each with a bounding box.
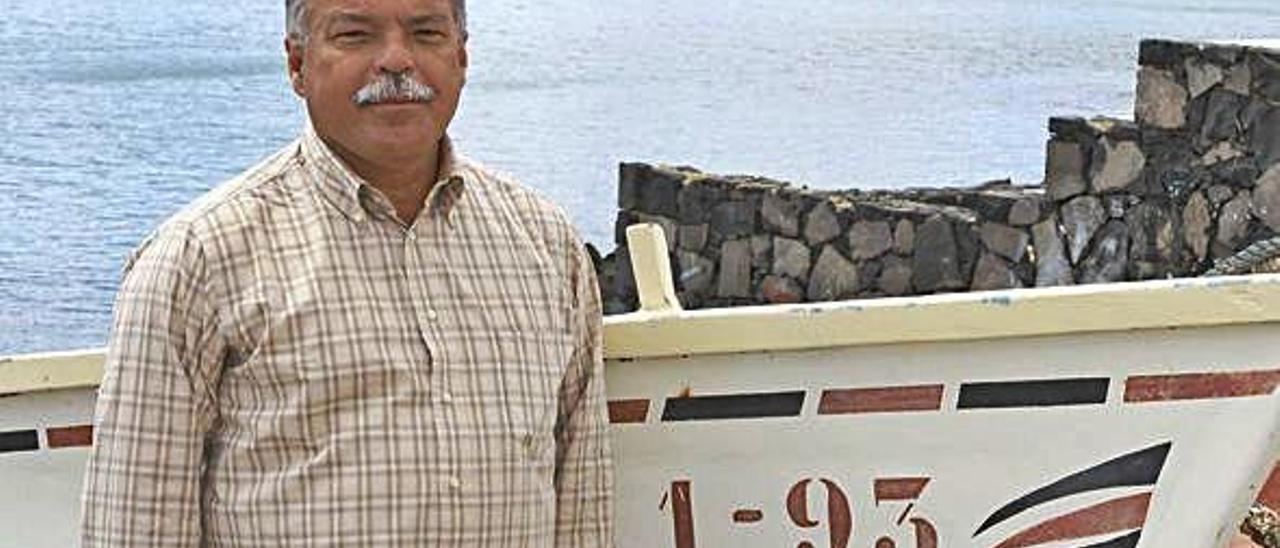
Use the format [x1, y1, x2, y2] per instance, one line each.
[3, 225, 1279, 547]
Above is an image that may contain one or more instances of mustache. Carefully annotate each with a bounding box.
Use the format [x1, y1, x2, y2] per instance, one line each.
[352, 72, 437, 106]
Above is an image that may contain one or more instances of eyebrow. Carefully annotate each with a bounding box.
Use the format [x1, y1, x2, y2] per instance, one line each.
[405, 14, 452, 26]
[325, 12, 376, 28]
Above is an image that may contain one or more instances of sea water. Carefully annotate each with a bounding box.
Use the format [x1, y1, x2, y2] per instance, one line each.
[3, 0, 1280, 353]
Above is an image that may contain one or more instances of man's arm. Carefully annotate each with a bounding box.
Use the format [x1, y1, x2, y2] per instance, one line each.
[553, 240, 615, 547]
[80, 226, 224, 547]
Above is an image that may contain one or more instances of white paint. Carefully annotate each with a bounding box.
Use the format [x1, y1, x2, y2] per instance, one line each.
[4, 291, 1280, 546]
[608, 325, 1280, 547]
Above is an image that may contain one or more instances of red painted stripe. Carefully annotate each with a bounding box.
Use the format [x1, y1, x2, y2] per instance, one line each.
[1257, 462, 1280, 508]
[1125, 369, 1280, 403]
[818, 385, 944, 415]
[874, 478, 931, 504]
[608, 399, 649, 424]
[732, 509, 763, 524]
[46, 425, 93, 449]
[672, 480, 696, 548]
[993, 492, 1151, 548]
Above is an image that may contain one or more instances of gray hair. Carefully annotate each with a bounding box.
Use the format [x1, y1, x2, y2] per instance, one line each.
[286, 0, 468, 43]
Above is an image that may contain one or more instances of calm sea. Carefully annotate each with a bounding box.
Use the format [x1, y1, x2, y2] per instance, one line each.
[3, 0, 1280, 354]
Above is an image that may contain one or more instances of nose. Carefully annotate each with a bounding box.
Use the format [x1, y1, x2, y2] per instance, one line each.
[374, 31, 414, 75]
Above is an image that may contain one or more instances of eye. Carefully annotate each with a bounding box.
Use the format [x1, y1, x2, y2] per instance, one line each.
[332, 29, 372, 44]
[414, 28, 447, 41]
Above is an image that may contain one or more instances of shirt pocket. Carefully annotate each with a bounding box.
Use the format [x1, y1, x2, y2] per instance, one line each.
[224, 277, 412, 386]
[493, 326, 573, 459]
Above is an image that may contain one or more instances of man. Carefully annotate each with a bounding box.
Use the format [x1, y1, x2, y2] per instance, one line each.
[80, 0, 614, 545]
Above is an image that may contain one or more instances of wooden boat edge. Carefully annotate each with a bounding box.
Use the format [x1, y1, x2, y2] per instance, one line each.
[8, 273, 1280, 393]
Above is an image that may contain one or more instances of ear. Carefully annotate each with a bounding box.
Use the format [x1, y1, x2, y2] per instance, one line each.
[285, 38, 307, 97]
[458, 39, 469, 70]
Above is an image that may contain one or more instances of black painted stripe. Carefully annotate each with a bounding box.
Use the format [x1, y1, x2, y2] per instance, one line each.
[0, 430, 40, 454]
[973, 442, 1170, 537]
[958, 378, 1109, 409]
[1080, 530, 1141, 548]
[662, 391, 805, 421]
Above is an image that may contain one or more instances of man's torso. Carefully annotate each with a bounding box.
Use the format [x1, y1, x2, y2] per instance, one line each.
[148, 132, 584, 545]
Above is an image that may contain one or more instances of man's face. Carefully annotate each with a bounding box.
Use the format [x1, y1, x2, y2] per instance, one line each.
[286, 0, 468, 168]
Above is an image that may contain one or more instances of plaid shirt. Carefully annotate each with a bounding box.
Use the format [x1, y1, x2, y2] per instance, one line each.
[80, 127, 614, 547]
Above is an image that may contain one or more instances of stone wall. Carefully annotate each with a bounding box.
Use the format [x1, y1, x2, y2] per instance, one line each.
[598, 39, 1280, 314]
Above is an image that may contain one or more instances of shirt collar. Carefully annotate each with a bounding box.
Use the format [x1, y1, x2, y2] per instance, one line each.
[299, 124, 468, 225]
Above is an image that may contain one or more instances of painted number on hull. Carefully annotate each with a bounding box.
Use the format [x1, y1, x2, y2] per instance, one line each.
[661, 478, 937, 548]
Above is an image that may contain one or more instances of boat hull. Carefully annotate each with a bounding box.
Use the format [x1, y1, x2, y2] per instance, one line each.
[6, 275, 1280, 547]
[607, 324, 1280, 547]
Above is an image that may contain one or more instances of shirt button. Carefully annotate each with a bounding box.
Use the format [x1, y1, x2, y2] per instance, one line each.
[426, 310, 438, 321]
[441, 392, 453, 404]
[449, 476, 462, 490]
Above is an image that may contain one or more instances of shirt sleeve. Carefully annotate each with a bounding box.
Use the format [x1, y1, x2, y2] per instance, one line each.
[80, 225, 225, 547]
[553, 238, 616, 547]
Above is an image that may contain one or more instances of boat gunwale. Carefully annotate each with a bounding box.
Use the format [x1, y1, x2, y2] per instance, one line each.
[6, 274, 1280, 394]
[604, 273, 1280, 359]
